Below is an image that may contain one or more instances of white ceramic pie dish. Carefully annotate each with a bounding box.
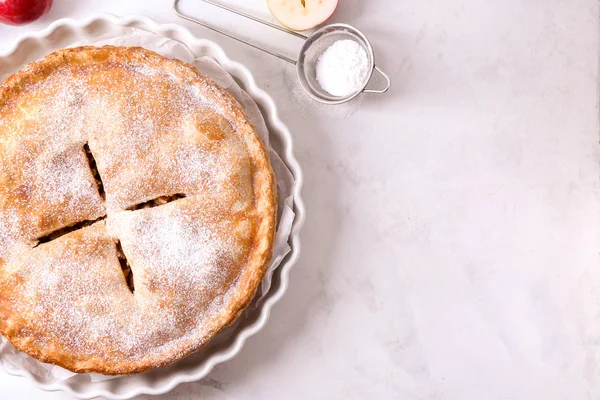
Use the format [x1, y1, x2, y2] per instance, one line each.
[0, 14, 305, 399]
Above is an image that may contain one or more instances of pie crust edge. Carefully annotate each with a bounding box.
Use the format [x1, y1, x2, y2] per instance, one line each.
[0, 46, 278, 375]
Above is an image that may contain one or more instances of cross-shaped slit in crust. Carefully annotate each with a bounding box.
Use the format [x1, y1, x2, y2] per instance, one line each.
[32, 144, 191, 294]
[115, 240, 134, 293]
[35, 216, 106, 245]
[84, 143, 104, 200]
[126, 194, 187, 211]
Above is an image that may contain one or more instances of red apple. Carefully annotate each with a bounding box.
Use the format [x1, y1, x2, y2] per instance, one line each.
[0, 0, 53, 26]
[267, 0, 338, 31]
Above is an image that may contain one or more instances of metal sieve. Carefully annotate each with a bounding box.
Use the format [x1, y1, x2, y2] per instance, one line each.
[173, 0, 390, 104]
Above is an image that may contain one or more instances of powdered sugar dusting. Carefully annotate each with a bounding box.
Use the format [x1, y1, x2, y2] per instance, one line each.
[0, 48, 261, 369]
[111, 198, 245, 293]
[10, 219, 242, 363]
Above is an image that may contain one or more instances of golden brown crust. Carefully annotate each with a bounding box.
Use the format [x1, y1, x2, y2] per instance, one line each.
[0, 46, 277, 374]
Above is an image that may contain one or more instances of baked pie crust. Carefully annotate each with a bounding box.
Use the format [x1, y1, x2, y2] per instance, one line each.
[0, 46, 277, 374]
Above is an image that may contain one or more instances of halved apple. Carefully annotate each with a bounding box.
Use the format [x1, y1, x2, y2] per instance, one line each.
[266, 0, 339, 31]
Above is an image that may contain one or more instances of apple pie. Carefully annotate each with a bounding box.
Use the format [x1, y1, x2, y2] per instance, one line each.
[0, 46, 277, 374]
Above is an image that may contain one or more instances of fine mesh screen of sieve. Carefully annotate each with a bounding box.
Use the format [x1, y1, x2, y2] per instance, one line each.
[297, 24, 375, 104]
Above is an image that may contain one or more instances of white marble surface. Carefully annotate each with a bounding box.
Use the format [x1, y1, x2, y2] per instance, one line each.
[1, 0, 599, 399]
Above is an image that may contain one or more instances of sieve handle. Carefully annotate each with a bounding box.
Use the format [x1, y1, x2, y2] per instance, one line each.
[363, 65, 391, 94]
[173, 0, 304, 65]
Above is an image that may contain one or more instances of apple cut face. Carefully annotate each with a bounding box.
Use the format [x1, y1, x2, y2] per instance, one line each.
[267, 0, 339, 31]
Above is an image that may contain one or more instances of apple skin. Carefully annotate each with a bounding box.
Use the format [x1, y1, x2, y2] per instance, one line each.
[267, 0, 338, 32]
[0, 0, 53, 26]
